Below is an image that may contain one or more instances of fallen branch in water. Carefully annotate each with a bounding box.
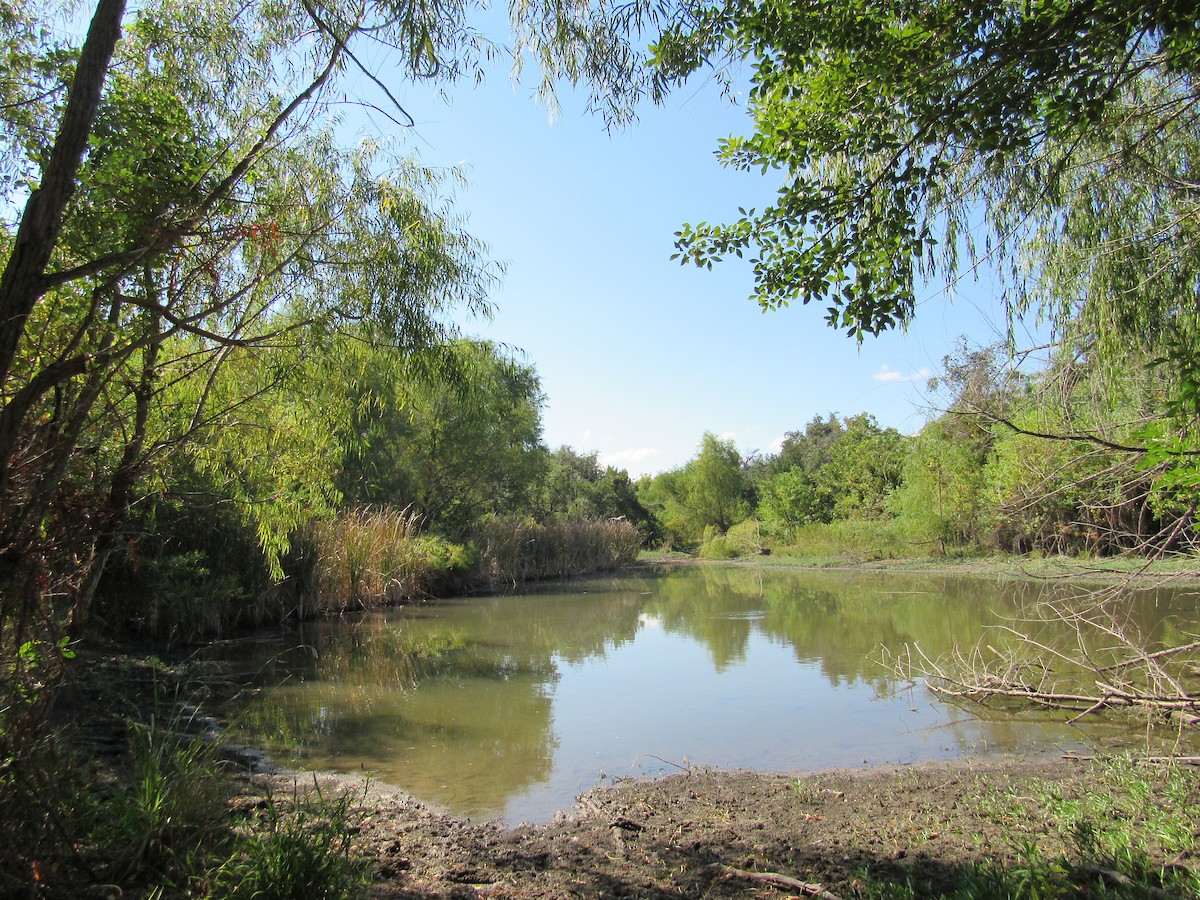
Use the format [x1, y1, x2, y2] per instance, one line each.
[886, 585, 1200, 727]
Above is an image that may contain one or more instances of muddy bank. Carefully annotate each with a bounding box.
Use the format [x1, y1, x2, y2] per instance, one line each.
[240, 753, 1196, 899]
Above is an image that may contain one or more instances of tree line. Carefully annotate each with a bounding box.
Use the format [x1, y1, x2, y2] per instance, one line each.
[636, 340, 1197, 560]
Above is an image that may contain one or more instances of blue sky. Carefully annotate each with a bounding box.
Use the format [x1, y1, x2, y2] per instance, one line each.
[386, 64, 1033, 477]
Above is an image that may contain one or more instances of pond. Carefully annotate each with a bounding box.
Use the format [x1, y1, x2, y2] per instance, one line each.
[208, 565, 1200, 823]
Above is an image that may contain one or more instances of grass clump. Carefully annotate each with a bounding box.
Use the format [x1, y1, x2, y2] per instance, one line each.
[209, 779, 370, 900]
[306, 506, 473, 611]
[87, 713, 227, 888]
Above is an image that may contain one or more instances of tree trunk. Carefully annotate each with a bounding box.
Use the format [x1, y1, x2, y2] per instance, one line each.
[0, 0, 126, 463]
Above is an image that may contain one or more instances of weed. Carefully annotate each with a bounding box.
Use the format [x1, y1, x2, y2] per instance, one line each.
[87, 709, 226, 888]
[789, 778, 820, 804]
[209, 777, 370, 900]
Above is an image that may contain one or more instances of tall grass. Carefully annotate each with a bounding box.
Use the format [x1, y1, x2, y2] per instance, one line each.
[90, 711, 227, 887]
[472, 516, 642, 588]
[304, 507, 473, 612]
[4, 690, 371, 898]
[209, 778, 369, 900]
[99, 507, 645, 639]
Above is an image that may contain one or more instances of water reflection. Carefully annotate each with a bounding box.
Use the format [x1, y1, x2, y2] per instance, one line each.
[209, 567, 1200, 822]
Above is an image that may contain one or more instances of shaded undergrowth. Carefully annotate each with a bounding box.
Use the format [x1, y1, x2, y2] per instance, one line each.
[0, 666, 371, 900]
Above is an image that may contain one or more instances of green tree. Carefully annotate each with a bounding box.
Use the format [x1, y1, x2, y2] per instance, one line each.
[637, 468, 696, 548]
[329, 339, 547, 537]
[533, 447, 655, 535]
[688, 432, 751, 533]
[817, 414, 904, 520]
[890, 419, 988, 551]
[889, 344, 1021, 549]
[766, 414, 844, 478]
[655, 0, 1200, 343]
[758, 413, 901, 532]
[536, 447, 606, 520]
[758, 467, 830, 535]
[640, 433, 751, 544]
[0, 0, 657, 643]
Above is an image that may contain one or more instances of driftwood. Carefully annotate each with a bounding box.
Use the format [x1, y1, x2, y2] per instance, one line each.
[887, 579, 1200, 727]
[720, 865, 842, 899]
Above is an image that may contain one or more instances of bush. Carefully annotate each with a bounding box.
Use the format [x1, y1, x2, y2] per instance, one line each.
[699, 534, 741, 559]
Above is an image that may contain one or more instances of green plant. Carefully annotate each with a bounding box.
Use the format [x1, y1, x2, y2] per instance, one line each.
[92, 711, 226, 887]
[210, 778, 369, 900]
[473, 515, 642, 587]
[306, 507, 476, 610]
[699, 533, 741, 559]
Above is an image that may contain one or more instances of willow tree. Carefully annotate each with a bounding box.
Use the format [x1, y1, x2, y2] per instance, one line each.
[655, 0, 1198, 333]
[655, 0, 1200, 534]
[0, 0, 661, 690]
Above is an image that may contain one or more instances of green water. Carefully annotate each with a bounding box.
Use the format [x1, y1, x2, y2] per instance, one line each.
[209, 566, 1200, 822]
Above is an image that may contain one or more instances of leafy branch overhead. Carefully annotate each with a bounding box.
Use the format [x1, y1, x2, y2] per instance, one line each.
[655, 0, 1200, 351]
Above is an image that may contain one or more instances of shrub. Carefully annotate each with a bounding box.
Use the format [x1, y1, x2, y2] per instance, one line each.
[699, 534, 741, 559]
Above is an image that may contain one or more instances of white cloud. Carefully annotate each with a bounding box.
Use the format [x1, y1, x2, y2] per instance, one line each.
[766, 434, 786, 454]
[874, 364, 932, 384]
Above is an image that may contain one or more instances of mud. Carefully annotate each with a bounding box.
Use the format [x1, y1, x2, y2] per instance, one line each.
[249, 754, 1134, 899]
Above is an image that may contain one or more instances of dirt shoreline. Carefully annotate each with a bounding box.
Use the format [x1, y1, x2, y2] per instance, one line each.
[241, 752, 1188, 899]
[640, 552, 1200, 586]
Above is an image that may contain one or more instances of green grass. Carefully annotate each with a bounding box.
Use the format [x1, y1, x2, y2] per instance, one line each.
[4, 696, 372, 899]
[90, 712, 228, 886]
[853, 756, 1200, 899]
[208, 778, 370, 900]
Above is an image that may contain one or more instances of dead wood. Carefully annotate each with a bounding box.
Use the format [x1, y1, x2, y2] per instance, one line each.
[720, 865, 843, 898]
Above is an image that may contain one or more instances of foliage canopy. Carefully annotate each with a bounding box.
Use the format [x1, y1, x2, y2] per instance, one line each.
[654, 0, 1200, 362]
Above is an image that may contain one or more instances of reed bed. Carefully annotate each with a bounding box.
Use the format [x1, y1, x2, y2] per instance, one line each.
[105, 509, 644, 637]
[472, 516, 642, 588]
[305, 507, 472, 612]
